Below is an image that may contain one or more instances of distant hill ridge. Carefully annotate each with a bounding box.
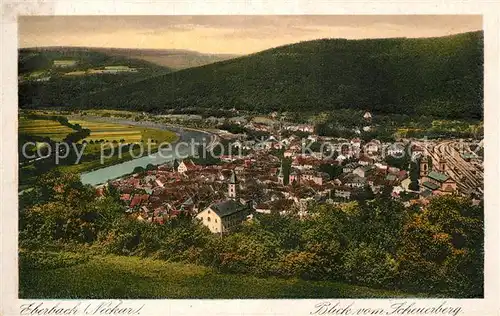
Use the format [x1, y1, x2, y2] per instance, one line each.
[24, 31, 484, 120]
[20, 46, 238, 70]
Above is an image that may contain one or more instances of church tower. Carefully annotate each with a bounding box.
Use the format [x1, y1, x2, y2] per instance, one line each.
[228, 170, 237, 199]
[439, 158, 447, 173]
[419, 155, 429, 177]
[277, 162, 285, 185]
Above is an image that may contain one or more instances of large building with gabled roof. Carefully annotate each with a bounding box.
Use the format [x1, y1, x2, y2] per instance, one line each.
[196, 199, 249, 234]
[421, 171, 457, 195]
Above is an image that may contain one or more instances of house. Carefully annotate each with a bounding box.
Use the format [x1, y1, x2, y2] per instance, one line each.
[336, 154, 347, 163]
[334, 187, 352, 200]
[300, 171, 329, 186]
[401, 178, 412, 191]
[343, 162, 358, 174]
[332, 178, 343, 186]
[284, 150, 296, 158]
[366, 141, 380, 155]
[385, 173, 398, 184]
[358, 156, 374, 166]
[353, 165, 374, 178]
[374, 162, 388, 173]
[388, 166, 401, 174]
[178, 160, 197, 174]
[411, 145, 425, 159]
[129, 194, 149, 208]
[120, 193, 131, 202]
[195, 199, 249, 234]
[340, 144, 352, 156]
[255, 203, 272, 214]
[387, 143, 405, 157]
[286, 124, 314, 133]
[220, 155, 236, 162]
[344, 174, 366, 188]
[350, 138, 362, 149]
[396, 170, 408, 181]
[155, 179, 164, 188]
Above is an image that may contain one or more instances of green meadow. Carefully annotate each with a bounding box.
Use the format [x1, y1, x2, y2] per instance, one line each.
[19, 251, 420, 299]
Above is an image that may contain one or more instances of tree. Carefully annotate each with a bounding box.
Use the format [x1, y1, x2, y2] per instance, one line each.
[343, 243, 398, 287]
[318, 163, 343, 180]
[104, 183, 120, 200]
[409, 161, 420, 191]
[33, 169, 95, 207]
[19, 172, 124, 244]
[133, 166, 145, 174]
[397, 196, 483, 297]
[358, 184, 375, 201]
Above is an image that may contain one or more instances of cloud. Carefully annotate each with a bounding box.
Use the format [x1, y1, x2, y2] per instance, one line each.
[19, 15, 482, 54]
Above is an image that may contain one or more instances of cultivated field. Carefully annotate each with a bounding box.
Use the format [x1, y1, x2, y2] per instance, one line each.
[19, 118, 74, 141]
[18, 115, 178, 188]
[69, 120, 177, 143]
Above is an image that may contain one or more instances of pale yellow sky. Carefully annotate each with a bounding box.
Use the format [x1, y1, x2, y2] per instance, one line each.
[19, 15, 482, 54]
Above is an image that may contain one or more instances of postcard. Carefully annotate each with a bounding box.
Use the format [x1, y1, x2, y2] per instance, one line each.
[1, 1, 499, 315]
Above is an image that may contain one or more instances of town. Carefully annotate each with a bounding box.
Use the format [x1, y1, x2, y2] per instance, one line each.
[101, 111, 484, 235]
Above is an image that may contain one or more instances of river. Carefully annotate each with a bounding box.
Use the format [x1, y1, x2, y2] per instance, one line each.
[77, 117, 213, 186]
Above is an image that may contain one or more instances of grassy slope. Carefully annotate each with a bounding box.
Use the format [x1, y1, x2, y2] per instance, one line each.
[76, 32, 483, 119]
[20, 252, 424, 299]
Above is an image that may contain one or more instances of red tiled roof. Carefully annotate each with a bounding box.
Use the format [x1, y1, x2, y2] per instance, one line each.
[129, 194, 150, 208]
[96, 187, 104, 197]
[359, 156, 374, 162]
[130, 196, 141, 208]
[182, 160, 198, 170]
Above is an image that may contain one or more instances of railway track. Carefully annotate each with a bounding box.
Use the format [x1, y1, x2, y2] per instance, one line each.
[428, 141, 483, 194]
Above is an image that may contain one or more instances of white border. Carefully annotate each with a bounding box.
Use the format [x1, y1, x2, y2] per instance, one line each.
[2, 1, 500, 315]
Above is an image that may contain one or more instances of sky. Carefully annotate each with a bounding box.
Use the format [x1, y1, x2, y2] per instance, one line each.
[19, 15, 482, 55]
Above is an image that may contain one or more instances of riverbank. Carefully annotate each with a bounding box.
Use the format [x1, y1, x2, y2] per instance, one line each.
[75, 116, 214, 186]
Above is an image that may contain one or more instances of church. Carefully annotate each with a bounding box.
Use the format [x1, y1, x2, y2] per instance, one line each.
[419, 155, 458, 195]
[195, 170, 250, 234]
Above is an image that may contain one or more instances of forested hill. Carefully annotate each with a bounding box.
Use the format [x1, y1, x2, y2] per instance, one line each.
[72, 31, 481, 119]
[18, 47, 172, 109]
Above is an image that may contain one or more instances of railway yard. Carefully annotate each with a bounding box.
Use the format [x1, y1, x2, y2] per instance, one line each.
[418, 140, 483, 197]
